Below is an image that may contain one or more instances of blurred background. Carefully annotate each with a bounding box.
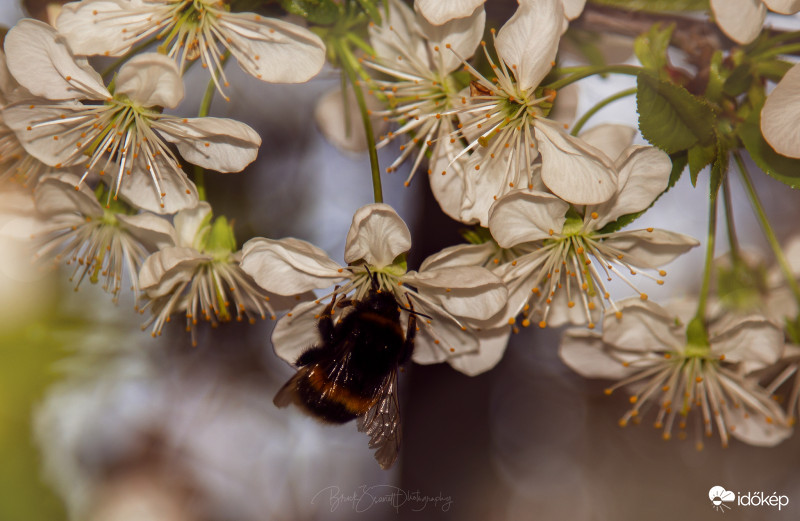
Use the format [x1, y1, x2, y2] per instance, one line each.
[2, 1, 800, 520]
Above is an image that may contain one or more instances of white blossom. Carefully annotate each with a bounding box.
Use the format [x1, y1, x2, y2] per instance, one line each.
[138, 202, 295, 345]
[2, 20, 261, 213]
[559, 298, 792, 448]
[240, 203, 508, 374]
[30, 172, 176, 301]
[56, 0, 327, 96]
[487, 137, 699, 328]
[442, 0, 617, 225]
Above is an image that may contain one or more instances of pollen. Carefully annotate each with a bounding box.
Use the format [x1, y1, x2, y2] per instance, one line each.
[538, 320, 547, 328]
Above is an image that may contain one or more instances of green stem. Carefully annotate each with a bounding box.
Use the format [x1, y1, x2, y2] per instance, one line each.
[735, 151, 800, 309]
[721, 174, 740, 262]
[546, 65, 642, 91]
[570, 87, 637, 136]
[101, 37, 158, 79]
[192, 53, 230, 202]
[693, 190, 718, 335]
[754, 42, 800, 60]
[337, 40, 383, 203]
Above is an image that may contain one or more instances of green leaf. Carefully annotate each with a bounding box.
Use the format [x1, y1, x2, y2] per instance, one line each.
[688, 143, 716, 186]
[738, 106, 800, 189]
[634, 23, 674, 74]
[636, 72, 716, 153]
[723, 63, 754, 97]
[588, 0, 709, 11]
[279, 0, 340, 24]
[709, 141, 727, 199]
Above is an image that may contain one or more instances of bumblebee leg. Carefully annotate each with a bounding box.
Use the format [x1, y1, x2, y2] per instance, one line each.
[399, 295, 417, 365]
[318, 289, 339, 343]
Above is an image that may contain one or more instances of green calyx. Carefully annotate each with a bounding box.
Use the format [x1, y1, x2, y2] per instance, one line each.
[716, 257, 768, 313]
[198, 215, 237, 260]
[684, 316, 710, 355]
[379, 253, 407, 278]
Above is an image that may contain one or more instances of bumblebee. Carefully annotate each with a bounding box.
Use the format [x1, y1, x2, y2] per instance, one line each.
[273, 273, 417, 469]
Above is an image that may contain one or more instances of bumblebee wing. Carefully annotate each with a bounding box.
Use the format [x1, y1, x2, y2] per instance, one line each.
[357, 370, 401, 469]
[272, 368, 307, 408]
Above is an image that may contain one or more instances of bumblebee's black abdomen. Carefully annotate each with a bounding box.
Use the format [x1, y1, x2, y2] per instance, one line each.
[294, 365, 381, 423]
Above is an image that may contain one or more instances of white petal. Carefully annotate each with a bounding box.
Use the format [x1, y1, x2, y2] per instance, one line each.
[428, 123, 472, 223]
[710, 316, 784, 372]
[414, 0, 485, 25]
[155, 116, 261, 173]
[727, 402, 793, 447]
[561, 0, 587, 20]
[370, 0, 427, 69]
[34, 172, 103, 218]
[56, 0, 144, 57]
[588, 146, 672, 229]
[761, 63, 800, 159]
[548, 82, 580, 127]
[495, 0, 562, 91]
[419, 241, 497, 271]
[344, 203, 411, 267]
[139, 246, 208, 297]
[173, 201, 211, 249]
[579, 124, 636, 161]
[487, 191, 569, 248]
[602, 298, 683, 352]
[710, 0, 766, 45]
[403, 266, 508, 320]
[4, 19, 108, 101]
[410, 299, 479, 364]
[271, 300, 325, 365]
[417, 4, 485, 74]
[220, 12, 326, 83]
[115, 53, 184, 109]
[602, 229, 700, 269]
[764, 0, 800, 13]
[447, 326, 511, 376]
[113, 155, 199, 215]
[558, 329, 634, 379]
[535, 120, 618, 205]
[241, 237, 345, 295]
[2, 102, 88, 167]
[116, 212, 177, 251]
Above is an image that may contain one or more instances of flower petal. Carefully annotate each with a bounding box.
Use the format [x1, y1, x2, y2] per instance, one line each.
[558, 329, 635, 380]
[113, 155, 199, 215]
[220, 12, 326, 83]
[154, 116, 261, 173]
[602, 228, 700, 269]
[587, 146, 672, 229]
[115, 53, 184, 109]
[313, 86, 385, 154]
[414, 0, 485, 25]
[495, 0, 562, 91]
[602, 298, 683, 352]
[241, 237, 345, 295]
[447, 326, 511, 376]
[727, 401, 792, 447]
[4, 19, 109, 101]
[139, 246, 209, 297]
[344, 203, 411, 267]
[535, 119, 618, 205]
[428, 130, 471, 222]
[3, 102, 92, 167]
[710, 0, 766, 45]
[578, 124, 636, 161]
[764, 0, 800, 13]
[710, 316, 784, 372]
[487, 190, 569, 248]
[410, 299, 479, 364]
[173, 201, 211, 250]
[419, 241, 497, 271]
[561, 0, 587, 20]
[116, 212, 177, 251]
[271, 300, 325, 365]
[761, 62, 800, 159]
[403, 266, 508, 320]
[55, 0, 143, 57]
[33, 172, 103, 218]
[370, 0, 428, 68]
[417, 4, 485, 74]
